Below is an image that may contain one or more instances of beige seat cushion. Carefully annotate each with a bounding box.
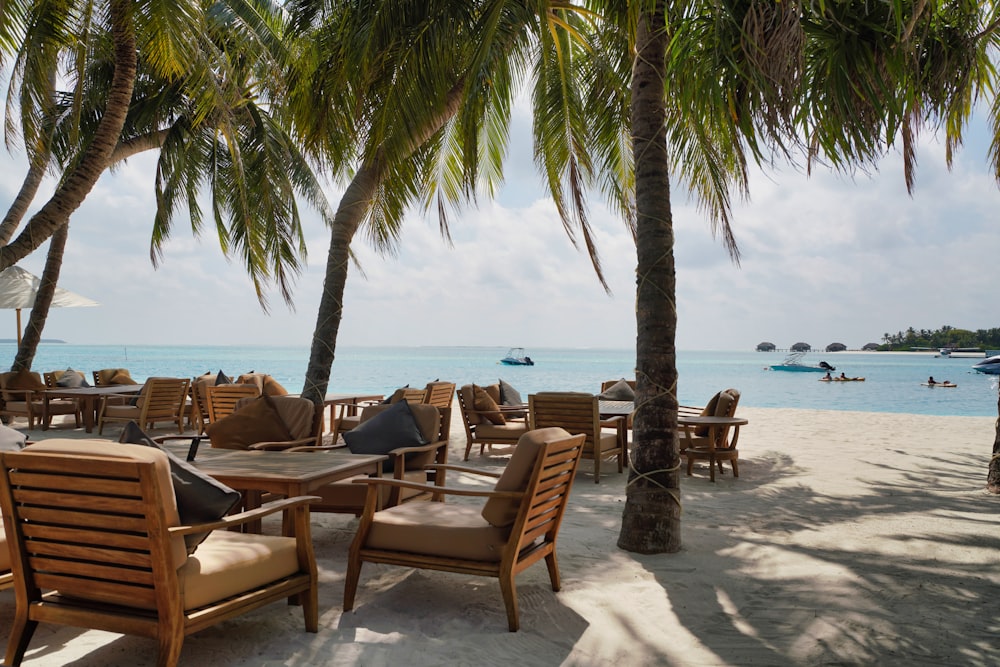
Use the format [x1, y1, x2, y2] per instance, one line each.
[366, 502, 511, 561]
[460, 384, 501, 426]
[475, 421, 530, 439]
[596, 429, 620, 454]
[103, 404, 142, 419]
[179, 530, 299, 610]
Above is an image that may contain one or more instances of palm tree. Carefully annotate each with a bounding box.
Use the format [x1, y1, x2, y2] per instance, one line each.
[290, 1, 627, 403]
[1, 0, 335, 368]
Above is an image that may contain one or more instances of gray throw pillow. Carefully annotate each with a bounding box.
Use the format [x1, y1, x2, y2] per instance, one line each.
[342, 400, 427, 473]
[498, 379, 523, 406]
[0, 423, 26, 451]
[56, 368, 89, 388]
[215, 370, 232, 385]
[598, 379, 635, 401]
[119, 421, 242, 553]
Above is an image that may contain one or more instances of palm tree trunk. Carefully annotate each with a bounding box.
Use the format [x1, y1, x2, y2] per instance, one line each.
[618, 3, 681, 554]
[0, 0, 136, 270]
[0, 158, 48, 245]
[988, 390, 1000, 493]
[12, 223, 68, 372]
[300, 83, 466, 404]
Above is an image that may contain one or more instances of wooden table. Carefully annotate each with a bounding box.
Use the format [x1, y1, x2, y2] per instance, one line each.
[598, 400, 634, 419]
[676, 415, 749, 482]
[43, 385, 143, 432]
[164, 443, 386, 533]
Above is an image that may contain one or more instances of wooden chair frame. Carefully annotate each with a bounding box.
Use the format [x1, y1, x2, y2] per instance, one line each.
[205, 384, 261, 424]
[456, 386, 529, 461]
[528, 392, 626, 483]
[343, 431, 585, 632]
[0, 371, 80, 431]
[0, 447, 318, 667]
[681, 389, 742, 482]
[97, 377, 191, 435]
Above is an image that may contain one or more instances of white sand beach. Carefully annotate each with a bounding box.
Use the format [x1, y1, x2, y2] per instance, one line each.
[1, 406, 999, 666]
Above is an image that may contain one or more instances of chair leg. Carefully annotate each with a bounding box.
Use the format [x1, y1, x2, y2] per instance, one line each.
[593, 453, 600, 484]
[343, 553, 364, 611]
[731, 457, 739, 478]
[302, 581, 319, 633]
[5, 615, 38, 667]
[156, 625, 185, 667]
[464, 438, 473, 461]
[544, 552, 561, 591]
[686, 454, 694, 476]
[498, 570, 520, 632]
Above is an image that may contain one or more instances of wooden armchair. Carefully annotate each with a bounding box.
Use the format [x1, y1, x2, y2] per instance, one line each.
[422, 381, 455, 409]
[343, 428, 585, 632]
[97, 376, 191, 434]
[205, 384, 261, 424]
[289, 404, 451, 515]
[0, 370, 80, 431]
[529, 392, 627, 483]
[456, 383, 530, 460]
[92, 367, 138, 386]
[681, 388, 742, 480]
[0, 439, 318, 667]
[333, 385, 425, 441]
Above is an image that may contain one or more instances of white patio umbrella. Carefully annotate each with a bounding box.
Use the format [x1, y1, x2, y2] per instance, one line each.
[0, 266, 99, 345]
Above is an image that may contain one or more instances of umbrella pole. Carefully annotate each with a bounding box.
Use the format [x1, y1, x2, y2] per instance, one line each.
[16, 308, 21, 346]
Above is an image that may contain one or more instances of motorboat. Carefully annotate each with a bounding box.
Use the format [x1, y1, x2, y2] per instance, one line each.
[769, 352, 834, 373]
[500, 348, 534, 366]
[972, 355, 1000, 374]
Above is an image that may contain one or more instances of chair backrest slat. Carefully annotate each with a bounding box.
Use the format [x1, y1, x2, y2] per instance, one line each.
[509, 432, 585, 553]
[529, 393, 601, 451]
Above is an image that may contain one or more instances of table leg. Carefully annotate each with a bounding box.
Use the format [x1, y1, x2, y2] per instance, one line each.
[82, 396, 96, 432]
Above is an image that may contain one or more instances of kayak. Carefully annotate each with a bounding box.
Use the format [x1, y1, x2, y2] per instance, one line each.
[819, 377, 865, 382]
[921, 382, 957, 388]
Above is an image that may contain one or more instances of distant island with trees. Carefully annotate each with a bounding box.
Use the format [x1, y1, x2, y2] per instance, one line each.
[878, 326, 1000, 351]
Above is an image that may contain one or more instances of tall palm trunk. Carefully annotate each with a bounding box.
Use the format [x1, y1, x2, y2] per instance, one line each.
[989, 391, 1000, 493]
[0, 0, 136, 270]
[301, 83, 465, 404]
[618, 3, 681, 554]
[0, 158, 47, 245]
[12, 223, 68, 372]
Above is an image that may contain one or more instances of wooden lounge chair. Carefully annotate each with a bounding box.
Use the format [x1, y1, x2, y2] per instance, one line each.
[681, 388, 742, 481]
[0, 439, 318, 667]
[97, 377, 191, 434]
[457, 383, 530, 460]
[343, 427, 585, 632]
[0, 370, 80, 431]
[528, 392, 627, 483]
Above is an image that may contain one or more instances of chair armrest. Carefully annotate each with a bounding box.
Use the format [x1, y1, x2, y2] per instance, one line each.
[168, 495, 319, 536]
[351, 476, 523, 500]
[388, 439, 447, 457]
[284, 444, 346, 453]
[153, 434, 204, 444]
[248, 437, 319, 451]
[423, 463, 503, 479]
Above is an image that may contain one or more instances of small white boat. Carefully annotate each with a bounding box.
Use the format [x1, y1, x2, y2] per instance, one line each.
[972, 355, 1000, 374]
[769, 352, 834, 373]
[500, 348, 534, 366]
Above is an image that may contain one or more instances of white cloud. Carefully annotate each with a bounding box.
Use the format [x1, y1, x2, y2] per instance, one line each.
[2, 113, 998, 353]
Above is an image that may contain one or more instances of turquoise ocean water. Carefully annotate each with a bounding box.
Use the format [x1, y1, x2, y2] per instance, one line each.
[5, 345, 997, 417]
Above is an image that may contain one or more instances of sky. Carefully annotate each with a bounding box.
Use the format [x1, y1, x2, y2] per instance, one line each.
[2, 104, 999, 352]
